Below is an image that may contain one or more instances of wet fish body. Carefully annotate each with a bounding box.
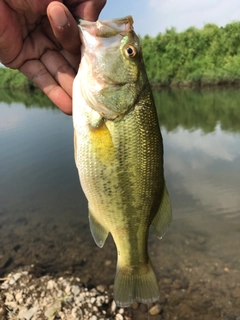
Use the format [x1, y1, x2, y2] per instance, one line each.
[73, 16, 171, 307]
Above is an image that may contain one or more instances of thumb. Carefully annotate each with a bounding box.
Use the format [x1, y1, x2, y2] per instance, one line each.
[47, 2, 80, 55]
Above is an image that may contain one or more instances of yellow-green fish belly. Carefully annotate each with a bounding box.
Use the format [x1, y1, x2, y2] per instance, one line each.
[75, 93, 163, 266]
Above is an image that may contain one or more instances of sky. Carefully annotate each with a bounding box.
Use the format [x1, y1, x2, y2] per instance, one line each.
[0, 0, 239, 68]
[100, 0, 240, 36]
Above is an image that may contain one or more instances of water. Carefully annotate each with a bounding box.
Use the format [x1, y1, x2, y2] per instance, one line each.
[0, 88, 240, 318]
[0, 101, 85, 217]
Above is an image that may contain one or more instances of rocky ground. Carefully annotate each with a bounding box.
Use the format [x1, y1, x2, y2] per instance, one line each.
[1, 258, 240, 320]
[0, 267, 175, 320]
[0, 209, 240, 319]
[0, 269, 125, 320]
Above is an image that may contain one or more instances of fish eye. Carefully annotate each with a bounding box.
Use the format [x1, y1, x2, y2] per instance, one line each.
[124, 45, 137, 58]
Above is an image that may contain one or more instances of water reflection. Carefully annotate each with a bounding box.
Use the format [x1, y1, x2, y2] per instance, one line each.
[1, 88, 240, 223]
[0, 88, 240, 317]
[154, 87, 240, 133]
[162, 125, 240, 217]
[0, 88, 55, 108]
[152, 88, 240, 219]
[0, 100, 86, 217]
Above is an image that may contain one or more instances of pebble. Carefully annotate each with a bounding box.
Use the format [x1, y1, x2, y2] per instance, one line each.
[169, 291, 186, 307]
[0, 269, 129, 320]
[111, 300, 117, 313]
[72, 285, 81, 296]
[47, 279, 56, 290]
[90, 297, 96, 304]
[96, 284, 106, 293]
[26, 297, 32, 306]
[159, 295, 166, 304]
[149, 304, 162, 315]
[5, 293, 14, 301]
[131, 300, 139, 309]
[57, 290, 64, 298]
[0, 281, 9, 290]
[13, 273, 22, 282]
[118, 308, 124, 314]
[65, 284, 71, 294]
[173, 279, 182, 289]
[71, 306, 79, 318]
[96, 295, 105, 306]
[15, 291, 23, 302]
[105, 260, 112, 266]
[115, 313, 124, 320]
[1, 263, 238, 320]
[0, 307, 5, 317]
[19, 306, 39, 320]
[162, 277, 172, 285]
[44, 300, 61, 318]
[8, 277, 16, 285]
[139, 303, 148, 313]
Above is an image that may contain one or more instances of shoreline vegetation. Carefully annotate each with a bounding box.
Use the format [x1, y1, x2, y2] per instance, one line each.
[141, 21, 240, 87]
[1, 84, 240, 133]
[1, 22, 240, 89]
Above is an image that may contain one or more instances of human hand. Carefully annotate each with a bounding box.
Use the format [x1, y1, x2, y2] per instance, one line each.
[0, 0, 106, 114]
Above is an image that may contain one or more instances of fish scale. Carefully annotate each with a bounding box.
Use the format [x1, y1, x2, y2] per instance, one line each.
[73, 15, 172, 307]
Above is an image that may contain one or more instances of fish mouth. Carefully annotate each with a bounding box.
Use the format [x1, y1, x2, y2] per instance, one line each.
[78, 16, 134, 38]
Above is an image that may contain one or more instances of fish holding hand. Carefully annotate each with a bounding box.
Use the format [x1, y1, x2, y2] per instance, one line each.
[73, 16, 172, 307]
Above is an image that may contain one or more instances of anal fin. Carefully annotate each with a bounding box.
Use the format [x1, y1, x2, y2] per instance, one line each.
[152, 183, 172, 239]
[89, 207, 109, 248]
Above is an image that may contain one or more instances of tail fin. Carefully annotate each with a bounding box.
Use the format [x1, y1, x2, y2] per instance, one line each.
[113, 261, 159, 307]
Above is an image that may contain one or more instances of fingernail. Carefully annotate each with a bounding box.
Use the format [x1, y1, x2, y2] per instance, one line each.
[49, 6, 68, 27]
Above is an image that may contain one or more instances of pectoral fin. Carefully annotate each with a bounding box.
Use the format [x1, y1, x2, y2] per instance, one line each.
[89, 207, 109, 248]
[152, 184, 172, 239]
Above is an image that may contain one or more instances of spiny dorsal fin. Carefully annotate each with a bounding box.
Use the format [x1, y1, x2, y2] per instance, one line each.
[152, 184, 172, 239]
[89, 207, 109, 248]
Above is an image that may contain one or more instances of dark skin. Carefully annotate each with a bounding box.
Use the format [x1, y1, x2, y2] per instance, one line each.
[0, 0, 106, 115]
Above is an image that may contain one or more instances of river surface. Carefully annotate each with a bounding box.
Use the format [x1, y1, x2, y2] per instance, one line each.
[0, 88, 240, 319]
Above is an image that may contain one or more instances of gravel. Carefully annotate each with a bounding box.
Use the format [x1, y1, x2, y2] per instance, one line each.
[0, 269, 125, 320]
[1, 210, 240, 319]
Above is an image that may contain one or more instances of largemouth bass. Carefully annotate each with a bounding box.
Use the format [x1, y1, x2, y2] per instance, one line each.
[73, 16, 172, 307]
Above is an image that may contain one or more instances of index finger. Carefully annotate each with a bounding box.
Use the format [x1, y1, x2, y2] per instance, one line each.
[71, 0, 107, 21]
[0, 0, 22, 66]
